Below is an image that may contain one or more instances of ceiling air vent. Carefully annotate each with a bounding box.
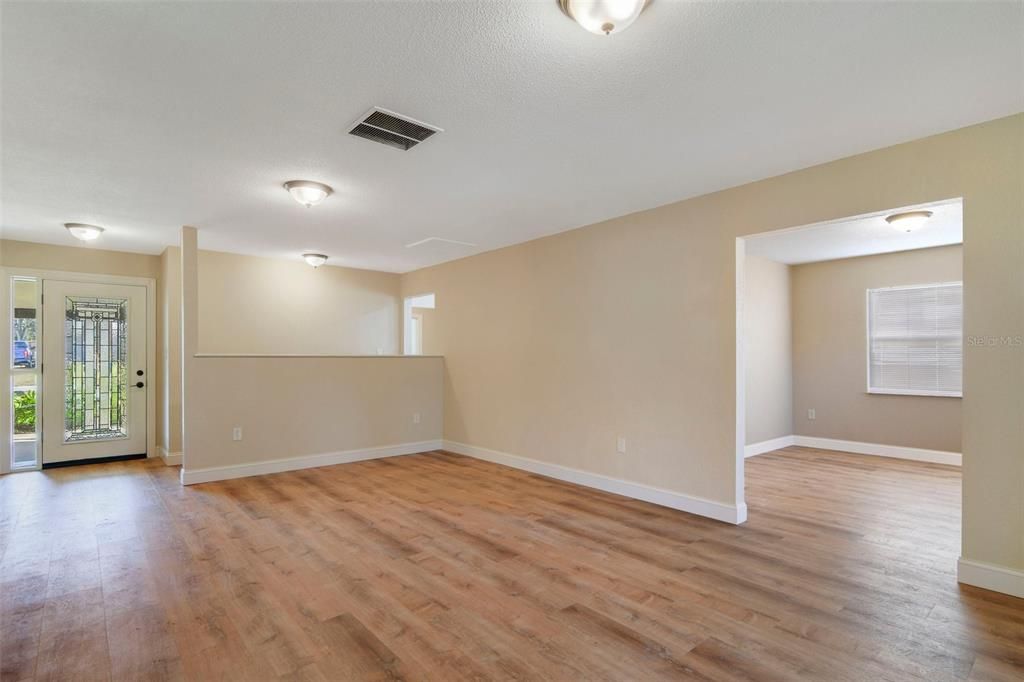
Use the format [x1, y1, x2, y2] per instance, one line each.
[348, 107, 442, 151]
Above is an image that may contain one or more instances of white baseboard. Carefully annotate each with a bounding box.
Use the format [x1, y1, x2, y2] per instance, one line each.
[745, 435, 795, 458]
[791, 435, 961, 466]
[958, 558, 1024, 598]
[179, 439, 443, 485]
[159, 447, 183, 466]
[746, 434, 961, 466]
[442, 439, 746, 525]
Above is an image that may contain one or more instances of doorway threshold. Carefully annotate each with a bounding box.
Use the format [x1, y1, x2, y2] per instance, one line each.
[42, 453, 147, 469]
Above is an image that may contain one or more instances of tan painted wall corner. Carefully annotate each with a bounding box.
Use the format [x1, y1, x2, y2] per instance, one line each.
[743, 255, 793, 445]
[792, 245, 963, 453]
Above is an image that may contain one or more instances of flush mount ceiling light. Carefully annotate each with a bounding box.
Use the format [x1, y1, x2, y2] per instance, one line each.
[302, 253, 328, 268]
[65, 223, 105, 241]
[885, 210, 933, 233]
[284, 180, 333, 208]
[558, 0, 652, 35]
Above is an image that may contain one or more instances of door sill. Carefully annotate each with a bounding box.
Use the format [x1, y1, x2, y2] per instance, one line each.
[42, 453, 147, 469]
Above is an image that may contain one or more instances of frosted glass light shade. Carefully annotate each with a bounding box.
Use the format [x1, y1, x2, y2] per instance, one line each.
[284, 180, 333, 208]
[65, 223, 105, 241]
[559, 0, 650, 35]
[885, 210, 933, 233]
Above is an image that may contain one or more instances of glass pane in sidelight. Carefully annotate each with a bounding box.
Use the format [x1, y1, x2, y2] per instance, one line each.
[12, 373, 38, 468]
[12, 278, 38, 370]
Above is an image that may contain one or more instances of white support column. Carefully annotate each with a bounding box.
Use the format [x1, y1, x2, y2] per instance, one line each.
[179, 226, 198, 482]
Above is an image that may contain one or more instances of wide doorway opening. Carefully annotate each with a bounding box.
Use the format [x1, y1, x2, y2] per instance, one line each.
[735, 197, 964, 527]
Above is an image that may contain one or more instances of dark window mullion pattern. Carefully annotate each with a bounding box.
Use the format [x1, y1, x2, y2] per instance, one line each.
[64, 296, 129, 442]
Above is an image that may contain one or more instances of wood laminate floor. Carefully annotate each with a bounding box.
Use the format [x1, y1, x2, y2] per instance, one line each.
[1, 447, 1022, 681]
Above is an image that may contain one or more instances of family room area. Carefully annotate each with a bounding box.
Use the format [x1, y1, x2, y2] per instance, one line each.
[1, 1, 1023, 680]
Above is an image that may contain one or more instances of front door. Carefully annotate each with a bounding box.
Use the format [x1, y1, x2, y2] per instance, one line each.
[41, 280, 147, 464]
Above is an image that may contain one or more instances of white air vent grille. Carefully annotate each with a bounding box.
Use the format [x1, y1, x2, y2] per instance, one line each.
[349, 107, 442, 151]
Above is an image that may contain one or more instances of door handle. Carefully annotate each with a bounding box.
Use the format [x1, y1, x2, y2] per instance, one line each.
[135, 381, 145, 388]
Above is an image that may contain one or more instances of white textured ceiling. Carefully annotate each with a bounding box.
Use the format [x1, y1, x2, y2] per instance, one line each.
[1, 1, 1021, 272]
[744, 199, 963, 265]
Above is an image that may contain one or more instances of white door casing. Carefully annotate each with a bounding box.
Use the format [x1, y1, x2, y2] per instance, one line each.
[42, 280, 147, 464]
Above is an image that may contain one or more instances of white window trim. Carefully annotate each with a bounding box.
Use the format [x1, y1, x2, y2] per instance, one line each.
[865, 281, 963, 399]
[867, 387, 962, 398]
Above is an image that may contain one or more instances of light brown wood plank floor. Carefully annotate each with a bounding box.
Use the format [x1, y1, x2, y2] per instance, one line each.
[2, 447, 1022, 681]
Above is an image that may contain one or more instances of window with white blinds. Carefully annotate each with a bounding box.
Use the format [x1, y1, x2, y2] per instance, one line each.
[867, 282, 962, 397]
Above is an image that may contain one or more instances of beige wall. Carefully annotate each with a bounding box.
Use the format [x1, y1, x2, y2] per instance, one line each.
[402, 114, 1023, 574]
[402, 200, 746, 507]
[185, 356, 443, 471]
[744, 256, 792, 445]
[175, 247, 404, 453]
[180, 231, 443, 475]
[0, 239, 159, 279]
[792, 245, 962, 452]
[198, 249, 401, 355]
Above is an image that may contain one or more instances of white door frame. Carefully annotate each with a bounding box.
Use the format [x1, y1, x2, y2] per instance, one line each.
[409, 312, 423, 355]
[0, 267, 157, 473]
[733, 196, 963, 523]
[402, 292, 435, 355]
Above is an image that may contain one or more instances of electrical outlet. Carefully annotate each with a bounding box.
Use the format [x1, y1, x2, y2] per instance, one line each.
[413, 412, 421, 424]
[807, 408, 816, 420]
[232, 427, 243, 441]
[617, 437, 627, 454]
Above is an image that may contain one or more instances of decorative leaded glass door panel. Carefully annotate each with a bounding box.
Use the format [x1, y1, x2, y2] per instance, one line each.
[42, 281, 147, 464]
